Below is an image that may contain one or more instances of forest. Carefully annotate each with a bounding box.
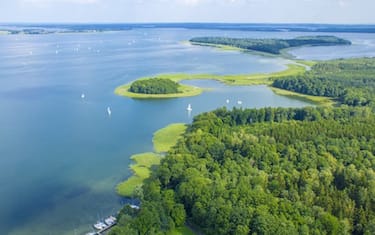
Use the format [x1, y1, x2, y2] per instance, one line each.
[129, 78, 180, 94]
[110, 106, 375, 235]
[189, 36, 351, 54]
[272, 58, 375, 108]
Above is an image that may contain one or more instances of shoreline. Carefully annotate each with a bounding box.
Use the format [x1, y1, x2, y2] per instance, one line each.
[114, 62, 332, 106]
[114, 83, 203, 99]
[111, 40, 343, 234]
[114, 42, 332, 197]
[116, 123, 187, 197]
[114, 63, 309, 99]
[270, 87, 335, 106]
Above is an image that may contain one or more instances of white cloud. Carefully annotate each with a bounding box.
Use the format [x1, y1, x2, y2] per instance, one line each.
[175, 0, 256, 6]
[338, 0, 349, 7]
[22, 0, 99, 5]
[183, 0, 200, 5]
[178, 0, 205, 6]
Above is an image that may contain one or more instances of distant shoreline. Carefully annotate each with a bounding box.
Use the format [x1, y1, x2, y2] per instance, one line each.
[189, 36, 351, 56]
[1, 23, 375, 35]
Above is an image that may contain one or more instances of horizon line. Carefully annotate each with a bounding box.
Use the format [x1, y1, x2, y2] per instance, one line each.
[1, 22, 375, 26]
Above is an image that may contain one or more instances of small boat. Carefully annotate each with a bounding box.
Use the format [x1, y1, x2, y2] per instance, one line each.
[93, 221, 107, 230]
[107, 107, 112, 116]
[104, 216, 117, 226]
[81, 93, 85, 99]
[237, 100, 242, 105]
[130, 204, 140, 210]
[226, 99, 230, 104]
[187, 104, 192, 111]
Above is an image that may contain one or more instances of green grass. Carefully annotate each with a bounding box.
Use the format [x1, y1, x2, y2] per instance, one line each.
[189, 41, 284, 58]
[295, 60, 317, 67]
[115, 63, 307, 99]
[189, 41, 246, 52]
[117, 123, 188, 197]
[153, 123, 187, 153]
[166, 226, 196, 235]
[271, 87, 335, 107]
[116, 152, 161, 197]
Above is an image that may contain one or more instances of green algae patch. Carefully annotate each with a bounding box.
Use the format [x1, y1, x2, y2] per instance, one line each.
[271, 87, 335, 107]
[153, 123, 187, 153]
[116, 152, 161, 197]
[116, 123, 188, 197]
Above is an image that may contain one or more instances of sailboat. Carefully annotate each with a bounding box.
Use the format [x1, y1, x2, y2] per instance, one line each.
[186, 104, 192, 111]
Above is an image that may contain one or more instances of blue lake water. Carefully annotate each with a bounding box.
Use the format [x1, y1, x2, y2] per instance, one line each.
[0, 28, 374, 235]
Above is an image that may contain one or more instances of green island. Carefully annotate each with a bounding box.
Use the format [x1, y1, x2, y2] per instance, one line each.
[189, 36, 351, 56]
[129, 78, 180, 95]
[115, 78, 202, 99]
[115, 63, 318, 100]
[111, 37, 375, 235]
[115, 62, 336, 105]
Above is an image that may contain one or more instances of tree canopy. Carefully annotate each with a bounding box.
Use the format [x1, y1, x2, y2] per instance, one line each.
[190, 36, 351, 54]
[272, 58, 375, 108]
[112, 106, 375, 235]
[129, 78, 180, 95]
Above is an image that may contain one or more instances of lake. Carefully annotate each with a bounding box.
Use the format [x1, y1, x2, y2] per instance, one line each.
[0, 27, 374, 235]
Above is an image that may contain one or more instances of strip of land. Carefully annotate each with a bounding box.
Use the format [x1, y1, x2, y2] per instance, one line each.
[153, 123, 187, 153]
[270, 87, 335, 106]
[189, 36, 351, 56]
[116, 123, 187, 197]
[115, 61, 334, 105]
[116, 152, 161, 197]
[115, 63, 315, 98]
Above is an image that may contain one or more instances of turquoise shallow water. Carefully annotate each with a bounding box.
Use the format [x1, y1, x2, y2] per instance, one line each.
[0, 28, 374, 235]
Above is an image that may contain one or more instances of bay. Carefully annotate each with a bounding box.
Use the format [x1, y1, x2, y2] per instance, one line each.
[0, 27, 374, 235]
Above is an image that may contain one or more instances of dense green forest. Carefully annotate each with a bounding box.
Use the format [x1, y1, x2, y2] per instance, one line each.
[189, 36, 351, 54]
[272, 58, 375, 107]
[129, 78, 180, 94]
[111, 106, 375, 235]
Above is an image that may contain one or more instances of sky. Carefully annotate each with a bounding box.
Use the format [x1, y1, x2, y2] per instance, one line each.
[0, 0, 374, 24]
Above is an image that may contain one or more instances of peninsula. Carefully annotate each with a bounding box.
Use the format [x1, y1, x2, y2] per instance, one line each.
[189, 35, 351, 55]
[115, 36, 351, 102]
